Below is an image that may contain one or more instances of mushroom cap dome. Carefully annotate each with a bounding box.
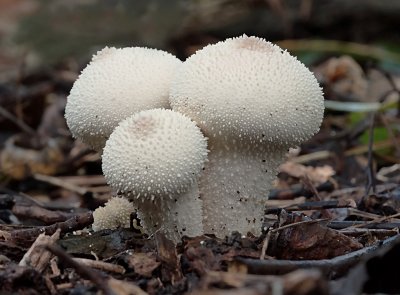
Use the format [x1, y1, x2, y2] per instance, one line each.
[102, 109, 208, 199]
[65, 47, 181, 151]
[170, 35, 324, 147]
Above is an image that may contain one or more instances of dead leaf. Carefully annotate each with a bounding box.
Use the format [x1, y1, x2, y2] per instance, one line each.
[126, 252, 160, 278]
[280, 162, 335, 185]
[270, 215, 363, 260]
[184, 246, 220, 275]
[314, 55, 368, 101]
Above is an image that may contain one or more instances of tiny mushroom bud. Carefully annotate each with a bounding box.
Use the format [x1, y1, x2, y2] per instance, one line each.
[102, 108, 208, 242]
[65, 47, 181, 151]
[92, 196, 135, 231]
[170, 35, 324, 237]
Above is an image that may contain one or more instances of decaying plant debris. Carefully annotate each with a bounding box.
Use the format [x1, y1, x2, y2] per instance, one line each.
[1, 34, 400, 295]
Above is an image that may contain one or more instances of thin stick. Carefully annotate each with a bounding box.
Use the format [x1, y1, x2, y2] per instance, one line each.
[269, 219, 328, 234]
[365, 112, 377, 195]
[237, 234, 400, 279]
[260, 231, 272, 260]
[10, 212, 93, 245]
[265, 200, 353, 214]
[73, 258, 125, 274]
[0, 105, 36, 135]
[46, 245, 116, 295]
[328, 221, 400, 230]
[350, 212, 400, 229]
[33, 173, 88, 195]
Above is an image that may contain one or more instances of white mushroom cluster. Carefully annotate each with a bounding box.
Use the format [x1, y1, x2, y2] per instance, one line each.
[92, 196, 134, 231]
[65, 36, 324, 242]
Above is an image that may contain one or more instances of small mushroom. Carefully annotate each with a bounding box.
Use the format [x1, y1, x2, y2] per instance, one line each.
[101, 108, 208, 242]
[92, 196, 135, 231]
[65, 47, 181, 151]
[170, 35, 324, 237]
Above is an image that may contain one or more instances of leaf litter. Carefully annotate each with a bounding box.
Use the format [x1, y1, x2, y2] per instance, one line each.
[0, 45, 399, 295]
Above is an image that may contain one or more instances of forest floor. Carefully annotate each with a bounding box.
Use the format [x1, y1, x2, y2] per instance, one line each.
[0, 41, 400, 294]
[1, 13, 400, 294]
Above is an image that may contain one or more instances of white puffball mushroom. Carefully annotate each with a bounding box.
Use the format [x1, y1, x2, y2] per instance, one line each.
[92, 196, 135, 231]
[102, 108, 208, 242]
[65, 47, 181, 151]
[170, 35, 324, 237]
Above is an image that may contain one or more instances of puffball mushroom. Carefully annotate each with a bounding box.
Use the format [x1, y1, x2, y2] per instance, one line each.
[170, 35, 324, 237]
[102, 108, 208, 242]
[92, 196, 134, 231]
[65, 46, 181, 151]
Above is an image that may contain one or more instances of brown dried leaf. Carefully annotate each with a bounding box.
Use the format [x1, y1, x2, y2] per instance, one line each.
[185, 246, 220, 275]
[272, 216, 363, 260]
[126, 252, 160, 278]
[314, 55, 368, 101]
[280, 162, 335, 185]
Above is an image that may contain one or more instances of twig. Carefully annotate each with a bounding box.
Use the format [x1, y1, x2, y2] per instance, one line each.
[260, 231, 272, 260]
[327, 221, 400, 230]
[0, 105, 36, 135]
[10, 212, 93, 245]
[55, 175, 107, 186]
[268, 181, 334, 200]
[12, 204, 76, 224]
[288, 150, 333, 164]
[270, 219, 328, 234]
[237, 234, 400, 279]
[73, 258, 125, 274]
[33, 173, 88, 196]
[365, 112, 377, 195]
[45, 245, 116, 295]
[349, 212, 400, 229]
[265, 199, 354, 214]
[19, 229, 61, 272]
[338, 228, 398, 239]
[328, 182, 397, 199]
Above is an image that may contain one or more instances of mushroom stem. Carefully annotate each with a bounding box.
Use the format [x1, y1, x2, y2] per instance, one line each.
[200, 139, 287, 237]
[134, 183, 203, 242]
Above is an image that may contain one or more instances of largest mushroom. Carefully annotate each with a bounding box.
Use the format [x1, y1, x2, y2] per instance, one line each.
[170, 35, 324, 237]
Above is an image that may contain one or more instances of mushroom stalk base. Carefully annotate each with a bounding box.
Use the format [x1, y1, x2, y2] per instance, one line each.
[133, 183, 203, 243]
[200, 140, 287, 238]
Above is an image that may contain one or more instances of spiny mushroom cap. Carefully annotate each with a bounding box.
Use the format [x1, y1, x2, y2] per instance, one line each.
[92, 196, 134, 231]
[65, 46, 181, 151]
[102, 109, 208, 199]
[170, 35, 324, 147]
